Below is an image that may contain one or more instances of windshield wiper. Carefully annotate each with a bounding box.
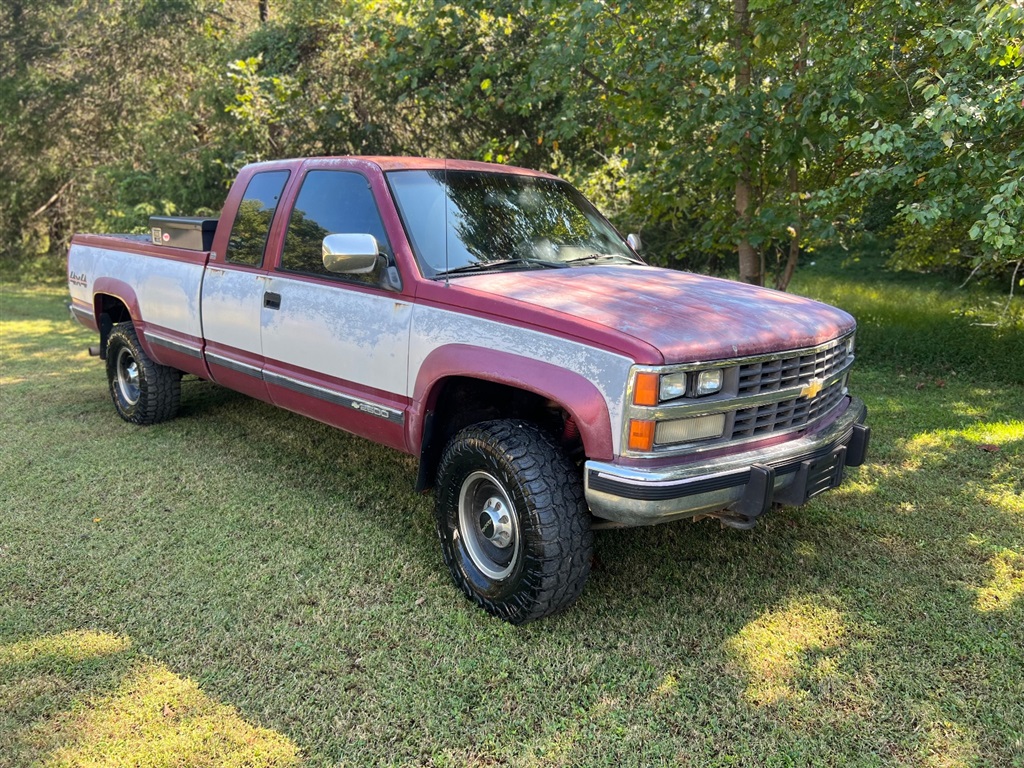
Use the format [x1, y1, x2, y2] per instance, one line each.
[437, 258, 568, 276]
[562, 253, 644, 266]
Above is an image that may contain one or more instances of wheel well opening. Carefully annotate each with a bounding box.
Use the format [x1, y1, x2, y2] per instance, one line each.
[416, 377, 583, 492]
[94, 295, 131, 359]
[96, 295, 131, 325]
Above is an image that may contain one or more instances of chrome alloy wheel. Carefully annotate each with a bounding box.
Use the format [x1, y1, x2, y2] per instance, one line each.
[115, 346, 141, 406]
[458, 470, 520, 580]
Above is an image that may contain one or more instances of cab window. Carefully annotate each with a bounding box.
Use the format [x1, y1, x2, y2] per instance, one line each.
[280, 171, 394, 288]
[225, 170, 290, 267]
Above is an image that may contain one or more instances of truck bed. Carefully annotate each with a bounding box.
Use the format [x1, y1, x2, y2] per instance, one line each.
[71, 233, 210, 265]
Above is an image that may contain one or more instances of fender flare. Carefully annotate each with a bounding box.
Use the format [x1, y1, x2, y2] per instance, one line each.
[91, 278, 154, 359]
[409, 343, 615, 461]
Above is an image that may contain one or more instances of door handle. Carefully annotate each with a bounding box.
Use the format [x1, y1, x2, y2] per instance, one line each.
[264, 292, 281, 310]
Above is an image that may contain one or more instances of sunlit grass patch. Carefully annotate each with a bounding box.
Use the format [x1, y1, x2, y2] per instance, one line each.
[972, 548, 1024, 613]
[897, 419, 1022, 472]
[951, 419, 1024, 447]
[1, 285, 94, 387]
[1, 316, 89, 357]
[0, 631, 131, 670]
[38, 663, 301, 768]
[725, 597, 849, 706]
[651, 672, 678, 698]
[0, 631, 300, 767]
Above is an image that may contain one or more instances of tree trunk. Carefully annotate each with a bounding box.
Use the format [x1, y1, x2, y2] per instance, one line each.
[777, 163, 801, 291]
[776, 25, 808, 292]
[259, 0, 269, 23]
[733, 0, 760, 286]
[736, 177, 760, 285]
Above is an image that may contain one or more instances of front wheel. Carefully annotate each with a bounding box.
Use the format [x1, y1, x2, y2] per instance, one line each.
[105, 323, 181, 425]
[435, 420, 593, 624]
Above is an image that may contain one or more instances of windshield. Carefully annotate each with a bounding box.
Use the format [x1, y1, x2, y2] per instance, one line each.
[386, 169, 641, 278]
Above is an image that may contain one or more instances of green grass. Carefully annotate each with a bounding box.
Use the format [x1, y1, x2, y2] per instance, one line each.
[1, 268, 1022, 767]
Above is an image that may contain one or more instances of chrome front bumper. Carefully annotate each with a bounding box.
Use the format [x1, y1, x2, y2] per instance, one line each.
[585, 397, 869, 527]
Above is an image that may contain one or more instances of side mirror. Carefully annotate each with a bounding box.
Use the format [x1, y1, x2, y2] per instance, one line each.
[322, 233, 379, 274]
[626, 233, 642, 253]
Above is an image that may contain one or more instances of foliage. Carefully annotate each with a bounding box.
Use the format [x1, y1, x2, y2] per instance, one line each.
[1, 0, 1022, 292]
[840, 0, 1024, 285]
[224, 54, 301, 164]
[0, 0, 260, 271]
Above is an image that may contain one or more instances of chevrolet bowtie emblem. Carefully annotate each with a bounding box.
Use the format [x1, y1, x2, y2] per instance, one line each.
[800, 378, 824, 399]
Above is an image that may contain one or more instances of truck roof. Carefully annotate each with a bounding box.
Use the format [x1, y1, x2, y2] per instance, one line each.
[241, 156, 560, 179]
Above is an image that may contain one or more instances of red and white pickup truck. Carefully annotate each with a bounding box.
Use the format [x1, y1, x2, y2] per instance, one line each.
[68, 156, 869, 623]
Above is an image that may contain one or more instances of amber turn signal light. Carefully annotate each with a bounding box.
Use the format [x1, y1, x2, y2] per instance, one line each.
[628, 419, 656, 451]
[633, 372, 659, 406]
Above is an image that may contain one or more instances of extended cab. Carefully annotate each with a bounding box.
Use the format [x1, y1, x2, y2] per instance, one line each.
[67, 156, 870, 623]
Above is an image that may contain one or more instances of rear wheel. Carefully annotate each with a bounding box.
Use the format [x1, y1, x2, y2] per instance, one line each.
[435, 420, 592, 624]
[105, 323, 180, 424]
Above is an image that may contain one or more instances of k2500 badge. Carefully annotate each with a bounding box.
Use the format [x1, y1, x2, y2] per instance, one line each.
[351, 401, 391, 420]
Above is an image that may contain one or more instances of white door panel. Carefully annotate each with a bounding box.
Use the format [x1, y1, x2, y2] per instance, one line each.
[200, 267, 265, 355]
[261, 275, 411, 395]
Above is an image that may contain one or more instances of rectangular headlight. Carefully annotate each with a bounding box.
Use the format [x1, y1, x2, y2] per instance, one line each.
[655, 413, 726, 445]
[695, 369, 723, 396]
[659, 372, 687, 401]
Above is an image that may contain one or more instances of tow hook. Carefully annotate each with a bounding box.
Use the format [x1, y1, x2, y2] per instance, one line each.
[713, 512, 760, 530]
[695, 510, 761, 530]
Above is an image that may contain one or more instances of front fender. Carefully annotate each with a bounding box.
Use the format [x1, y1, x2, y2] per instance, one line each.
[409, 343, 614, 461]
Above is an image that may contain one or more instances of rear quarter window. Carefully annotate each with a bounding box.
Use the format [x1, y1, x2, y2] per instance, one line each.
[226, 170, 290, 267]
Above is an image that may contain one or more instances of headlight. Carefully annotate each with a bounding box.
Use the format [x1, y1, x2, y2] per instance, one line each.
[659, 372, 687, 400]
[695, 369, 723, 396]
[846, 335, 856, 357]
[633, 368, 725, 405]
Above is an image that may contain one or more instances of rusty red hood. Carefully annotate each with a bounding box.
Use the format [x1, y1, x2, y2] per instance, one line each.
[453, 265, 855, 363]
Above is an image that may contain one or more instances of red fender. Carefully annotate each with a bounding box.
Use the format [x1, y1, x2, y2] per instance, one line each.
[410, 343, 614, 461]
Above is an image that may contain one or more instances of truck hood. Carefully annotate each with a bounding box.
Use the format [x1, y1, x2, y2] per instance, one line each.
[454, 265, 855, 363]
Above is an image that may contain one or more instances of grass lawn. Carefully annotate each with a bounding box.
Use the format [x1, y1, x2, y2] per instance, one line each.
[1, 261, 1022, 766]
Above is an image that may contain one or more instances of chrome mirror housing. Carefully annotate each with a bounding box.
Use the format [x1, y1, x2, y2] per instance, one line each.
[322, 233, 379, 274]
[626, 233, 642, 253]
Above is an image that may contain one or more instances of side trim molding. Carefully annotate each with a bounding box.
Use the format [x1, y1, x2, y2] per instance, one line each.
[147, 332, 202, 359]
[205, 352, 263, 378]
[264, 371, 405, 425]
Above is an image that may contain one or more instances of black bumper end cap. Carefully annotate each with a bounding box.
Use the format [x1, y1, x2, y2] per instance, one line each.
[725, 463, 775, 523]
[846, 423, 871, 467]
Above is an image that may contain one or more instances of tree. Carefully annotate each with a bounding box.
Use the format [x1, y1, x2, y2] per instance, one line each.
[840, 0, 1024, 290]
[3, 0, 1020, 293]
[0, 0, 262, 270]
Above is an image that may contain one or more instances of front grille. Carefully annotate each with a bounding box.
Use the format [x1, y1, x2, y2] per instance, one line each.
[738, 337, 851, 396]
[625, 332, 856, 456]
[731, 377, 847, 439]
